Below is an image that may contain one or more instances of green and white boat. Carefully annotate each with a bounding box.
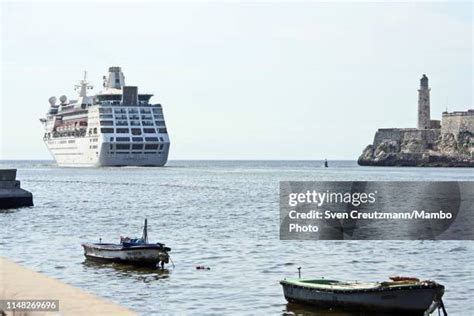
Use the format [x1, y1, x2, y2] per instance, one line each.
[280, 277, 446, 315]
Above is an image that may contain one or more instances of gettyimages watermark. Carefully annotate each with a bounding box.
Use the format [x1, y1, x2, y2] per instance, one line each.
[280, 181, 474, 240]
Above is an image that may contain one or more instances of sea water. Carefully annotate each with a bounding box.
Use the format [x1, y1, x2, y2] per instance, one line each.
[0, 160, 473, 315]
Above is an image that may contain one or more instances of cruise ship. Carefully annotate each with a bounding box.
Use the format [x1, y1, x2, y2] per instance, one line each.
[40, 67, 170, 167]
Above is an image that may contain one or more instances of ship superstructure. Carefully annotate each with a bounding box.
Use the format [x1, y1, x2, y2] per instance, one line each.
[40, 67, 170, 167]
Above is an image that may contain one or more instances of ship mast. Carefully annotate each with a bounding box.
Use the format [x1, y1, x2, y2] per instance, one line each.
[142, 219, 148, 243]
[75, 71, 93, 97]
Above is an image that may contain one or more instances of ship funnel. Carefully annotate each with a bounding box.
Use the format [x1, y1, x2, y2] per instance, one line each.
[48, 96, 57, 106]
[104, 66, 125, 89]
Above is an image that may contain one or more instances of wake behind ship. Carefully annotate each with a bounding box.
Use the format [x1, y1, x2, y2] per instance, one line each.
[40, 67, 170, 167]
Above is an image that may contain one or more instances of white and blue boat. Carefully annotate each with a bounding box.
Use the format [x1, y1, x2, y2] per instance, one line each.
[82, 219, 171, 268]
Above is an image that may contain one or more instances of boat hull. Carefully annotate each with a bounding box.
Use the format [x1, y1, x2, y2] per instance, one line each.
[45, 138, 170, 167]
[98, 144, 169, 167]
[281, 280, 443, 313]
[82, 243, 169, 268]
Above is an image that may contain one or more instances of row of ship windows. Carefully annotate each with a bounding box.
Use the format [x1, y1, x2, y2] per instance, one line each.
[112, 144, 165, 150]
[113, 137, 164, 142]
[98, 107, 162, 114]
[99, 101, 151, 106]
[99, 114, 164, 120]
[100, 128, 167, 134]
[100, 120, 166, 127]
[107, 151, 165, 156]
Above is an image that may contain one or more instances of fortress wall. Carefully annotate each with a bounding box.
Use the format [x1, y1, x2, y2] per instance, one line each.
[373, 128, 440, 146]
[429, 120, 441, 129]
[374, 129, 411, 145]
[441, 110, 474, 136]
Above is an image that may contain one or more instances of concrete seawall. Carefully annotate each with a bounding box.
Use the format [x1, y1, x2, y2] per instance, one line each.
[0, 170, 33, 209]
[0, 257, 136, 315]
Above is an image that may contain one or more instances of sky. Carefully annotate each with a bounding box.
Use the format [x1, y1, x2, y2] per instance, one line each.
[1, 1, 472, 160]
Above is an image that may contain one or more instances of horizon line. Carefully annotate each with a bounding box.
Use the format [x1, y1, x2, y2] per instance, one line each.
[0, 158, 357, 162]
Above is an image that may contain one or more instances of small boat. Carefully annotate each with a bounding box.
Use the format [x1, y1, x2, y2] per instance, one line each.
[280, 276, 446, 315]
[82, 219, 171, 268]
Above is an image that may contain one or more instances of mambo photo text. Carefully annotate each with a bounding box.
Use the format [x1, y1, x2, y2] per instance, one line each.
[288, 209, 453, 220]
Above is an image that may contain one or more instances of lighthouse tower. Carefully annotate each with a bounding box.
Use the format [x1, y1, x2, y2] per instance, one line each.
[417, 74, 431, 129]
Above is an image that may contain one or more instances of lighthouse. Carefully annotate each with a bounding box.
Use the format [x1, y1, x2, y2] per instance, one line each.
[417, 74, 431, 129]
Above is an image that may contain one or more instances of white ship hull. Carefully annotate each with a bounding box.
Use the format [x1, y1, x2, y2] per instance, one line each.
[45, 137, 169, 167]
[98, 150, 169, 167]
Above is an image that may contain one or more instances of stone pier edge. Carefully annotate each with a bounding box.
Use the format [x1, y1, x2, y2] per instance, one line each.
[0, 257, 136, 316]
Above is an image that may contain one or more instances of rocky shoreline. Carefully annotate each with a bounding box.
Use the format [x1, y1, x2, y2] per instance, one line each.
[358, 130, 473, 167]
[358, 149, 473, 167]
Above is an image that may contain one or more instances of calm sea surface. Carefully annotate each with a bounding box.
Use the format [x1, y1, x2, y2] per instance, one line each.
[1, 160, 473, 315]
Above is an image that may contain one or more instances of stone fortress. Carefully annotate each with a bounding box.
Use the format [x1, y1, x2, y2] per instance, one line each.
[358, 75, 473, 167]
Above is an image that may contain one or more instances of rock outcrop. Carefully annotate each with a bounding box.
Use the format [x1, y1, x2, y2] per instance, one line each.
[358, 131, 473, 167]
